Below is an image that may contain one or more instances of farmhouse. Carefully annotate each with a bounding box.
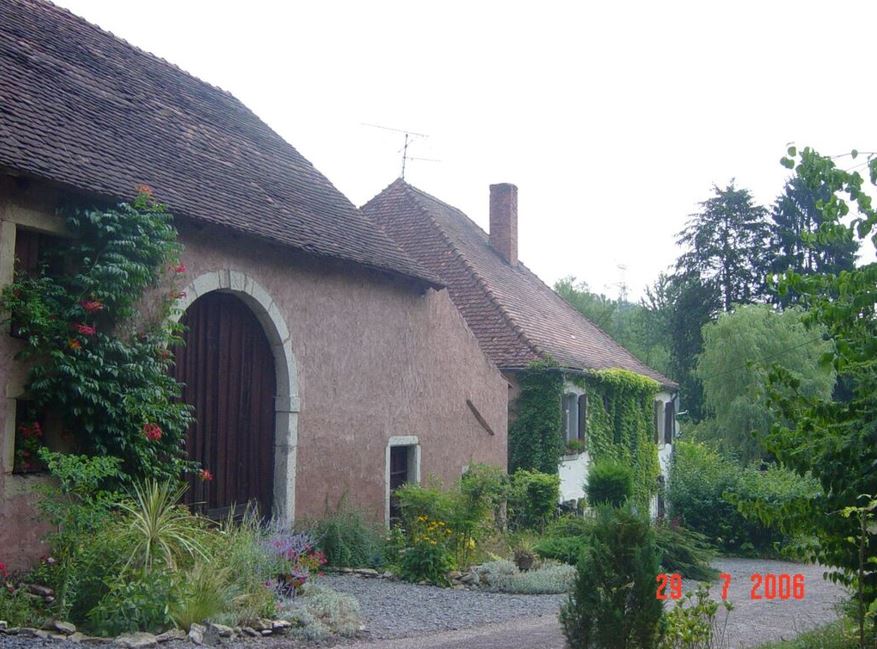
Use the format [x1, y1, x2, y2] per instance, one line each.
[0, 0, 507, 566]
[363, 180, 678, 507]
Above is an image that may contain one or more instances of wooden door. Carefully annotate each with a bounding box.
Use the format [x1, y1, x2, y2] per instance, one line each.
[174, 292, 276, 519]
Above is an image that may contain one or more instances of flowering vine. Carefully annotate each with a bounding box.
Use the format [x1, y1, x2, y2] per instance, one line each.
[1, 188, 194, 482]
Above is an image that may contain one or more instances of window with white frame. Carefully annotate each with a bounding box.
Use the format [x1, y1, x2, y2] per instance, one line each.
[562, 391, 587, 446]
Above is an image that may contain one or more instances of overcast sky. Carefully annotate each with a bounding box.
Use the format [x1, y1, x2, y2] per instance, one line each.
[53, 0, 876, 300]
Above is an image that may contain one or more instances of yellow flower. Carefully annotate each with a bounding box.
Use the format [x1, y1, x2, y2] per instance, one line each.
[467, 538, 476, 550]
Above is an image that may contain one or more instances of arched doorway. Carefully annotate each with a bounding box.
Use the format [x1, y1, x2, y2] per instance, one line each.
[174, 292, 276, 518]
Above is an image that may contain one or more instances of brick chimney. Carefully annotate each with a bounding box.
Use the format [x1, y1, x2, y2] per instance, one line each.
[489, 183, 518, 266]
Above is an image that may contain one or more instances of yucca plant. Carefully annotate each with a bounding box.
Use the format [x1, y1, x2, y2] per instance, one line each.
[119, 479, 207, 573]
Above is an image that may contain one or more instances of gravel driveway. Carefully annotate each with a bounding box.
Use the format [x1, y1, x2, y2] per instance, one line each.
[334, 558, 848, 649]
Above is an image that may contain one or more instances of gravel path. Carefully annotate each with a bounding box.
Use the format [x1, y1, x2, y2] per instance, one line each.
[707, 558, 847, 648]
[320, 575, 565, 641]
[332, 558, 848, 648]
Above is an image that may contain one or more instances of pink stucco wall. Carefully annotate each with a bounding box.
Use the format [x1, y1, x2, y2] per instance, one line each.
[0, 180, 508, 568]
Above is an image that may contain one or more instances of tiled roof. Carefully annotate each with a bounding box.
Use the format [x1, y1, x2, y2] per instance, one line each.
[363, 179, 676, 388]
[0, 0, 439, 288]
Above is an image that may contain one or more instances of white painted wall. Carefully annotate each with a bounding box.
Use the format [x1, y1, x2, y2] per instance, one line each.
[558, 451, 590, 502]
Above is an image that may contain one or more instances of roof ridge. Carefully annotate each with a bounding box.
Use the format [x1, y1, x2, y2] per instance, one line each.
[400, 181, 545, 362]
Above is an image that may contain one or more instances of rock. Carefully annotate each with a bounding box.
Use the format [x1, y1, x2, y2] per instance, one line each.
[115, 632, 158, 649]
[17, 628, 38, 637]
[34, 630, 51, 639]
[4, 627, 20, 636]
[452, 584, 466, 590]
[381, 572, 395, 580]
[270, 620, 290, 633]
[155, 630, 186, 643]
[0, 621, 7, 632]
[251, 619, 272, 632]
[460, 572, 477, 585]
[187, 628, 203, 645]
[260, 630, 272, 637]
[207, 623, 233, 638]
[25, 584, 54, 598]
[48, 620, 77, 635]
[241, 627, 260, 638]
[68, 632, 86, 643]
[50, 633, 69, 640]
[354, 568, 379, 577]
[448, 571, 462, 580]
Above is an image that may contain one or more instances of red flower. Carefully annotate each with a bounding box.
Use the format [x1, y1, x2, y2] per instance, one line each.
[135, 183, 153, 197]
[174, 263, 187, 274]
[143, 423, 163, 441]
[81, 300, 104, 313]
[0, 562, 7, 577]
[198, 468, 214, 482]
[68, 338, 82, 350]
[72, 323, 96, 336]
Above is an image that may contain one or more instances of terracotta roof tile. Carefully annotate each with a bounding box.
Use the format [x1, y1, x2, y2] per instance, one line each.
[363, 179, 676, 388]
[0, 0, 439, 287]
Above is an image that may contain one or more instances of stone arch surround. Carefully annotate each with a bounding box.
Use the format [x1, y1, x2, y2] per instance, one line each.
[175, 269, 300, 524]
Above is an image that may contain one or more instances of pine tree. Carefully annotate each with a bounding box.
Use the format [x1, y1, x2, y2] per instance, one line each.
[676, 182, 771, 312]
[769, 177, 859, 306]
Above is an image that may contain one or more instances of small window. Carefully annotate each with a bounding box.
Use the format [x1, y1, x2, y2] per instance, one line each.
[656, 475, 666, 519]
[664, 400, 676, 445]
[11, 228, 63, 338]
[653, 400, 662, 444]
[387, 442, 419, 526]
[577, 393, 587, 444]
[562, 393, 579, 442]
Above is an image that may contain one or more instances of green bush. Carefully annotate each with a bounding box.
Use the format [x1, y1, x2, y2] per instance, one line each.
[653, 522, 717, 582]
[278, 583, 362, 641]
[461, 463, 509, 529]
[660, 583, 732, 649]
[396, 476, 499, 571]
[508, 469, 560, 531]
[312, 497, 385, 568]
[533, 516, 595, 564]
[586, 459, 634, 508]
[398, 514, 454, 585]
[0, 586, 50, 628]
[560, 507, 664, 649]
[88, 570, 175, 636]
[668, 441, 817, 556]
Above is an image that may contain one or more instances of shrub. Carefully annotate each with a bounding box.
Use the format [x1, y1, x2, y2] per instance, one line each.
[533, 516, 595, 565]
[0, 585, 50, 627]
[170, 561, 234, 630]
[396, 478, 496, 570]
[560, 507, 663, 649]
[508, 469, 560, 531]
[476, 561, 576, 594]
[653, 522, 717, 582]
[586, 459, 633, 508]
[278, 583, 362, 641]
[668, 441, 816, 556]
[661, 583, 732, 649]
[461, 463, 509, 530]
[87, 570, 175, 636]
[398, 515, 454, 585]
[312, 497, 385, 568]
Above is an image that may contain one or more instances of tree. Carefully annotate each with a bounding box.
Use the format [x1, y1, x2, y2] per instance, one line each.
[658, 273, 720, 421]
[555, 277, 671, 377]
[695, 304, 834, 463]
[560, 506, 663, 649]
[769, 177, 859, 306]
[766, 146, 877, 642]
[677, 182, 771, 311]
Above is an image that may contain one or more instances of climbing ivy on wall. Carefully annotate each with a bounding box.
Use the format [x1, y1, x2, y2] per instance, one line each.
[572, 369, 661, 512]
[508, 359, 661, 512]
[508, 359, 564, 474]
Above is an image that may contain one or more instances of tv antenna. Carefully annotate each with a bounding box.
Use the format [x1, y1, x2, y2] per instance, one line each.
[361, 122, 440, 179]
